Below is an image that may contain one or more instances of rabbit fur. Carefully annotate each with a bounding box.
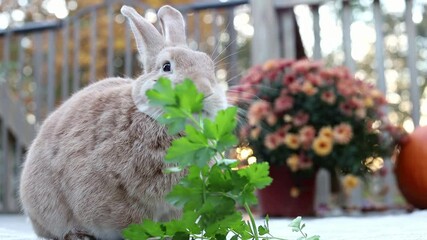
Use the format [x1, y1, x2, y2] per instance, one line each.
[19, 5, 228, 240]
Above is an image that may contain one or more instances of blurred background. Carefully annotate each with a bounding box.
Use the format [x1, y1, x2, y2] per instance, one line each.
[0, 0, 426, 215]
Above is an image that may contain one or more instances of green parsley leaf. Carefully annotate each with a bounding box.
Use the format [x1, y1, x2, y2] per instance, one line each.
[122, 224, 149, 240]
[146, 77, 176, 106]
[175, 79, 204, 113]
[203, 107, 238, 151]
[238, 162, 273, 189]
[166, 166, 205, 210]
[258, 225, 269, 235]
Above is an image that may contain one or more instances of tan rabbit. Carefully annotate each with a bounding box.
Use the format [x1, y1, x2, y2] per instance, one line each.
[19, 5, 228, 240]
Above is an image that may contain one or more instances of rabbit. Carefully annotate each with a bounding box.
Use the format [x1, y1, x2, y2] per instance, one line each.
[19, 5, 228, 240]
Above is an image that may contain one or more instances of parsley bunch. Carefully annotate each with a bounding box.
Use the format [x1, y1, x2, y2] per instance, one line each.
[123, 78, 319, 240]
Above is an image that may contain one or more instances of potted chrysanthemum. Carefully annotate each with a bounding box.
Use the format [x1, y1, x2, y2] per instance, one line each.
[229, 59, 405, 217]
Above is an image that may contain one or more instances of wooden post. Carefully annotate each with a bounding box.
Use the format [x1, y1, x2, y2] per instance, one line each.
[373, 0, 386, 94]
[250, 0, 281, 65]
[280, 8, 296, 59]
[342, 0, 355, 73]
[405, 0, 420, 127]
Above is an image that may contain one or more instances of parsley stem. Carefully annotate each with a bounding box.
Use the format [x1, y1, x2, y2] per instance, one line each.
[186, 112, 203, 130]
[244, 203, 259, 240]
[262, 236, 289, 240]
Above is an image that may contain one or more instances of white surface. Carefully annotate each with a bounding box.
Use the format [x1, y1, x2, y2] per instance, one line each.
[1, 211, 426, 239]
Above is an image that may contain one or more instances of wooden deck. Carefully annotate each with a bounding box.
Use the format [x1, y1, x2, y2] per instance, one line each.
[1, 210, 426, 239]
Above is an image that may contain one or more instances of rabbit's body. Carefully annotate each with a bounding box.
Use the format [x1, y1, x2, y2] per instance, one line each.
[20, 78, 182, 239]
[20, 5, 228, 239]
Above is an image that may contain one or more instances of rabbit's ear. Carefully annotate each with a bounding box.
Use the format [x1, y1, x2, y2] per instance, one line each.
[157, 5, 187, 46]
[121, 6, 164, 72]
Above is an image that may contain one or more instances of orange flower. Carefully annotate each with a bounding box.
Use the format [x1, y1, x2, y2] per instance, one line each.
[262, 59, 279, 72]
[290, 187, 300, 198]
[312, 136, 333, 156]
[250, 127, 261, 139]
[266, 113, 278, 126]
[342, 174, 359, 193]
[333, 123, 353, 144]
[319, 126, 333, 139]
[364, 97, 374, 108]
[284, 133, 300, 150]
[286, 154, 299, 172]
[301, 82, 317, 96]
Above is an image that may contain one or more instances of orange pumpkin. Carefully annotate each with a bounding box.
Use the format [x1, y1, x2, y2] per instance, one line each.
[395, 126, 427, 209]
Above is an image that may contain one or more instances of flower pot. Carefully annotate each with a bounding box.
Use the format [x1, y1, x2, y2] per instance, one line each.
[257, 165, 316, 217]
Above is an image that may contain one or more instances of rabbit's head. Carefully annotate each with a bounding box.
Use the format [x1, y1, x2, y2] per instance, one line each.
[121, 5, 228, 118]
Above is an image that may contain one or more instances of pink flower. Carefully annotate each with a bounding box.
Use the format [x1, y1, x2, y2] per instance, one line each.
[333, 123, 353, 144]
[319, 69, 335, 82]
[283, 74, 296, 85]
[355, 107, 367, 119]
[299, 126, 316, 149]
[288, 82, 301, 94]
[292, 59, 311, 73]
[333, 67, 351, 80]
[321, 90, 336, 105]
[349, 97, 364, 108]
[264, 133, 281, 150]
[292, 59, 323, 74]
[307, 73, 323, 86]
[274, 95, 294, 112]
[339, 102, 353, 116]
[298, 153, 314, 170]
[241, 66, 262, 84]
[277, 59, 294, 69]
[266, 113, 278, 126]
[293, 111, 309, 127]
[248, 100, 271, 125]
[262, 60, 283, 80]
[276, 125, 291, 140]
[337, 81, 354, 97]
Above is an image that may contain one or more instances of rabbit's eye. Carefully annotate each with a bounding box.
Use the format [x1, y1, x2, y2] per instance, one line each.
[162, 62, 171, 72]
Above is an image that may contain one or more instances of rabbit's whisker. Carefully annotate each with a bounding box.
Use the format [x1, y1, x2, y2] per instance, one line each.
[210, 20, 233, 59]
[213, 37, 238, 63]
[214, 49, 245, 66]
